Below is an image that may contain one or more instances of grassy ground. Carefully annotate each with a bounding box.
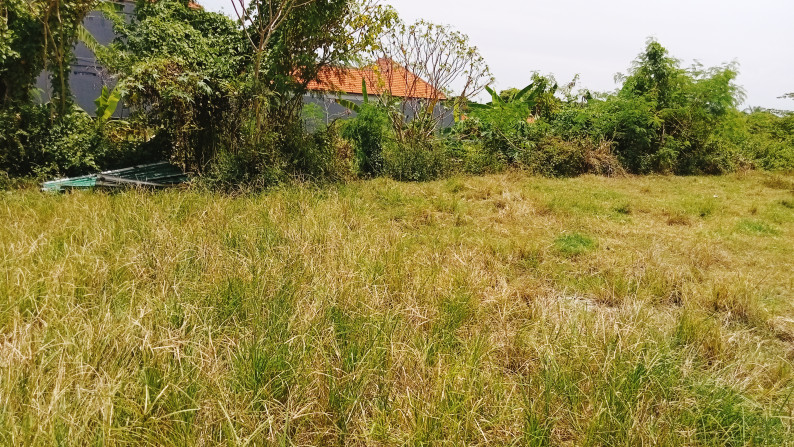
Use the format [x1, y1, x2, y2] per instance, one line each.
[1, 172, 793, 446]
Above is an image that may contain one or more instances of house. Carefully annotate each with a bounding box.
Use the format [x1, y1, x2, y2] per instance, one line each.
[37, 1, 451, 128]
[303, 59, 454, 128]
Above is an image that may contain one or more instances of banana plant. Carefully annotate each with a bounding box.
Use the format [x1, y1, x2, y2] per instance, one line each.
[94, 85, 123, 122]
[335, 79, 370, 113]
[468, 77, 559, 117]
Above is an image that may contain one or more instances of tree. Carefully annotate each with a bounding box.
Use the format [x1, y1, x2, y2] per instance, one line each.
[108, 0, 247, 170]
[1, 0, 96, 112]
[610, 39, 744, 173]
[230, 0, 395, 137]
[369, 19, 492, 143]
[1, 0, 42, 107]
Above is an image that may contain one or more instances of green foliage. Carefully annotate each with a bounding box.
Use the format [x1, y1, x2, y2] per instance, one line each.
[1, 0, 97, 112]
[554, 233, 596, 256]
[113, 0, 246, 171]
[0, 0, 45, 107]
[455, 142, 507, 175]
[284, 122, 349, 183]
[243, 0, 395, 128]
[94, 85, 123, 122]
[453, 74, 570, 172]
[607, 40, 745, 173]
[480, 74, 561, 120]
[342, 104, 390, 176]
[0, 105, 107, 177]
[382, 140, 449, 182]
[518, 136, 588, 177]
[738, 110, 794, 170]
[3, 0, 793, 186]
[453, 39, 789, 177]
[205, 123, 348, 191]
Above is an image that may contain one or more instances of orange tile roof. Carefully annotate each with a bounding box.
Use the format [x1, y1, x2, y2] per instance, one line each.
[305, 59, 446, 100]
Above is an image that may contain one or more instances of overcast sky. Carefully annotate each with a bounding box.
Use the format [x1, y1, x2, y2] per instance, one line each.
[201, 0, 794, 110]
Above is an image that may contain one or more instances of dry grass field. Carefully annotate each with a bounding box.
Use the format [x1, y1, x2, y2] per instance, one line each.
[1, 172, 793, 445]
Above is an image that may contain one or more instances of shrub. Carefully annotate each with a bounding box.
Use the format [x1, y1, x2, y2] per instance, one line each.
[285, 122, 350, 183]
[452, 142, 507, 175]
[341, 104, 389, 177]
[0, 171, 10, 190]
[382, 139, 449, 182]
[740, 111, 794, 171]
[584, 140, 626, 177]
[204, 123, 349, 191]
[0, 105, 111, 178]
[517, 136, 587, 177]
[203, 127, 286, 191]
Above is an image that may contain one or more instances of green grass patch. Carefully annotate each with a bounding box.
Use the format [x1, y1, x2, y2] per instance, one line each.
[736, 219, 779, 236]
[554, 233, 597, 256]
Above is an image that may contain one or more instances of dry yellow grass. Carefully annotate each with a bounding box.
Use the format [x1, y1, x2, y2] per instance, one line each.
[1, 171, 793, 445]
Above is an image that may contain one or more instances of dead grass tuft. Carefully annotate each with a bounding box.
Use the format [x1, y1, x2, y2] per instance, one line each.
[666, 212, 692, 226]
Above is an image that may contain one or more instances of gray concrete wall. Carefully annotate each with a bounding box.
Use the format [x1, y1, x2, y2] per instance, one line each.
[303, 93, 455, 132]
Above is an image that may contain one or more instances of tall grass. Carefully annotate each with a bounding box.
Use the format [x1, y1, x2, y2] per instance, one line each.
[1, 172, 793, 445]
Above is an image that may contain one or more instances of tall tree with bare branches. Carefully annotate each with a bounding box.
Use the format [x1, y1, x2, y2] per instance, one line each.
[369, 19, 492, 143]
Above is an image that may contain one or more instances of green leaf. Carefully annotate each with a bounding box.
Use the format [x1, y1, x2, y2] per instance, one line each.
[362, 79, 368, 104]
[336, 98, 360, 113]
[514, 82, 536, 102]
[95, 85, 109, 111]
[101, 86, 123, 121]
[94, 85, 123, 122]
[77, 24, 111, 64]
[485, 85, 504, 105]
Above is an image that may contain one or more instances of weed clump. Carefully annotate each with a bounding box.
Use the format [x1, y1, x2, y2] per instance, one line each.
[706, 282, 769, 328]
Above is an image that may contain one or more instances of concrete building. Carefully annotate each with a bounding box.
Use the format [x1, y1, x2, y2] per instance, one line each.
[37, 3, 450, 127]
[304, 58, 454, 128]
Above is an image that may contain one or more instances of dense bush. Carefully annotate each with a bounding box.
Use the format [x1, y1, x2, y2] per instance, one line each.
[382, 139, 449, 182]
[0, 102, 170, 180]
[455, 142, 507, 175]
[342, 104, 389, 177]
[284, 122, 350, 183]
[0, 105, 109, 178]
[516, 136, 587, 177]
[113, 0, 247, 172]
[204, 145, 286, 192]
[445, 40, 793, 177]
[204, 123, 350, 191]
[739, 110, 794, 170]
